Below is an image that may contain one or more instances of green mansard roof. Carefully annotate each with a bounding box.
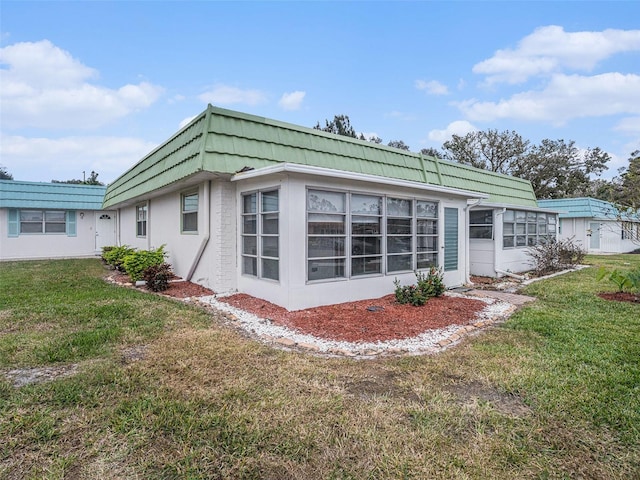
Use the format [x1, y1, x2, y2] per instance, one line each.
[103, 105, 537, 209]
[1, 180, 107, 210]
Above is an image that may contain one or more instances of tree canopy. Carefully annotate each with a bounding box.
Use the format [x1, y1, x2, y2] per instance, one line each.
[52, 170, 104, 186]
[313, 115, 627, 204]
[0, 165, 13, 180]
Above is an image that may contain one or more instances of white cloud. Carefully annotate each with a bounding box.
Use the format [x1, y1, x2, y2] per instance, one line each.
[198, 84, 267, 106]
[428, 120, 477, 143]
[457, 73, 640, 124]
[0, 134, 157, 183]
[278, 91, 306, 111]
[614, 116, 640, 136]
[415, 79, 449, 95]
[0, 40, 164, 129]
[474, 26, 640, 84]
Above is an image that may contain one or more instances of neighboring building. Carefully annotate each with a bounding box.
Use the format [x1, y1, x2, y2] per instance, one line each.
[0, 180, 116, 261]
[103, 105, 556, 310]
[538, 197, 640, 254]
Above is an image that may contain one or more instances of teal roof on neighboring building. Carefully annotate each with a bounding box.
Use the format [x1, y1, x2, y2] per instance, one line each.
[538, 197, 640, 221]
[0, 180, 107, 210]
[103, 105, 538, 209]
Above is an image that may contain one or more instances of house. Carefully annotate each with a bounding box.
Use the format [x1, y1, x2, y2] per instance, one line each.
[103, 105, 556, 310]
[538, 197, 640, 253]
[0, 180, 116, 261]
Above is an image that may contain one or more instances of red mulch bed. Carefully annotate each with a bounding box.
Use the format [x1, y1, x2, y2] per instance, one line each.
[219, 293, 486, 343]
[597, 292, 640, 304]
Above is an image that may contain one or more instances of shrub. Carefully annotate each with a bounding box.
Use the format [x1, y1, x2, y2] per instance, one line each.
[143, 263, 173, 292]
[597, 267, 640, 293]
[394, 267, 445, 306]
[102, 245, 136, 271]
[527, 238, 586, 276]
[122, 245, 167, 282]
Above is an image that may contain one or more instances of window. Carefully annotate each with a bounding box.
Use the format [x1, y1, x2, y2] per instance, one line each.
[242, 190, 279, 281]
[469, 210, 493, 239]
[387, 198, 413, 273]
[622, 222, 636, 240]
[305, 189, 440, 281]
[136, 204, 147, 237]
[20, 210, 66, 234]
[503, 210, 556, 249]
[181, 192, 198, 233]
[307, 190, 346, 281]
[351, 194, 382, 276]
[416, 200, 438, 269]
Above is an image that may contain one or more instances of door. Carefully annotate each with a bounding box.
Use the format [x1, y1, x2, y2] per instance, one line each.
[443, 206, 464, 286]
[95, 211, 116, 252]
[589, 222, 600, 250]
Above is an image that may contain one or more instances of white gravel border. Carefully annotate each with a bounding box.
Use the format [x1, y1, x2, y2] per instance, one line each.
[198, 293, 515, 357]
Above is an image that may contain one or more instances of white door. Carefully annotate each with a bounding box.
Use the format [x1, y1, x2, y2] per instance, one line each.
[95, 211, 117, 252]
[589, 222, 601, 250]
[442, 205, 465, 287]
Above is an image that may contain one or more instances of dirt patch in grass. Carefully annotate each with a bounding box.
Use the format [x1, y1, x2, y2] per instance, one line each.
[443, 378, 531, 418]
[598, 292, 640, 304]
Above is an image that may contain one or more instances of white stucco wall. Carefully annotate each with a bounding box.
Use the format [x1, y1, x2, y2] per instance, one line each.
[0, 208, 108, 261]
[469, 239, 495, 277]
[234, 172, 469, 311]
[559, 217, 638, 253]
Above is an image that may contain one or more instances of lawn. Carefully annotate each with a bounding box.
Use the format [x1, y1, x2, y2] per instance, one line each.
[0, 256, 638, 479]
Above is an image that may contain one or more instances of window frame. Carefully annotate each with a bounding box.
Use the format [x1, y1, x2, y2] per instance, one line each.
[503, 209, 556, 249]
[136, 203, 147, 238]
[181, 190, 199, 234]
[469, 209, 494, 240]
[19, 209, 67, 235]
[241, 189, 280, 282]
[305, 188, 440, 283]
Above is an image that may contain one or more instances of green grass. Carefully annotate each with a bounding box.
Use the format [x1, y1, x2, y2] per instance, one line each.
[1, 257, 639, 479]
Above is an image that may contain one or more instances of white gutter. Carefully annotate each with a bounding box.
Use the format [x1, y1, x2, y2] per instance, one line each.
[231, 163, 488, 200]
[186, 180, 211, 281]
[495, 269, 526, 281]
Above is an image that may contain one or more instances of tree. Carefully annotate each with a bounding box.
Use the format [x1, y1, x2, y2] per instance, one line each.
[513, 140, 610, 199]
[619, 150, 640, 209]
[420, 148, 442, 158]
[441, 129, 529, 174]
[52, 170, 104, 186]
[314, 115, 357, 138]
[387, 140, 410, 151]
[0, 165, 13, 180]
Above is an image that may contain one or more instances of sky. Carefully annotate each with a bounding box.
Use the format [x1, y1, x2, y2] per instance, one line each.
[1, 1, 639, 185]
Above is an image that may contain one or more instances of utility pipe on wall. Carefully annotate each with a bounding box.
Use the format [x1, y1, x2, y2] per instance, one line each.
[493, 208, 507, 278]
[186, 180, 211, 281]
[464, 198, 482, 283]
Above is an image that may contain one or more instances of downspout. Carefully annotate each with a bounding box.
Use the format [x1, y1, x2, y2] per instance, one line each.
[186, 106, 214, 282]
[492, 207, 526, 280]
[464, 199, 482, 283]
[186, 179, 211, 281]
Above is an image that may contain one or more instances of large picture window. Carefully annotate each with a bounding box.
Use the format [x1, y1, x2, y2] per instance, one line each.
[181, 192, 198, 233]
[242, 189, 279, 281]
[503, 210, 556, 249]
[20, 210, 66, 234]
[306, 189, 439, 281]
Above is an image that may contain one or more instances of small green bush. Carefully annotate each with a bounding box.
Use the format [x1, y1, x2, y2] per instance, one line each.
[394, 267, 445, 306]
[143, 263, 173, 292]
[102, 245, 136, 271]
[597, 266, 640, 293]
[122, 245, 167, 282]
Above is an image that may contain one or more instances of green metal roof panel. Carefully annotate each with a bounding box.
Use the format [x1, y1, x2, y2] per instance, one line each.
[0, 180, 106, 210]
[103, 105, 538, 209]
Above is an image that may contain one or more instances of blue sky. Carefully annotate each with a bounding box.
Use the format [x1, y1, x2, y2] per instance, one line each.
[1, 1, 639, 184]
